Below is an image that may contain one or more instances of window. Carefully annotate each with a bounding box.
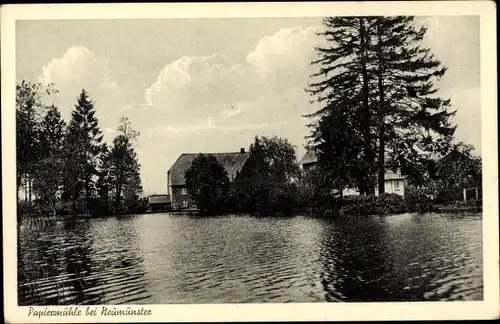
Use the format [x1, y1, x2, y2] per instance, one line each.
[394, 180, 400, 189]
[182, 200, 188, 208]
[181, 187, 187, 195]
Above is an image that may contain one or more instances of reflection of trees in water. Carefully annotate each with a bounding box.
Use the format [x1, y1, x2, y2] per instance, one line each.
[18, 219, 105, 305]
[319, 214, 479, 302]
[62, 220, 103, 304]
[320, 216, 397, 302]
[19, 216, 152, 305]
[85, 216, 152, 304]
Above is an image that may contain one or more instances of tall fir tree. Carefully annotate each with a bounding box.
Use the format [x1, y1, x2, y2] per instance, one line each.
[307, 16, 456, 194]
[63, 89, 104, 213]
[370, 16, 456, 191]
[306, 17, 378, 195]
[39, 104, 66, 158]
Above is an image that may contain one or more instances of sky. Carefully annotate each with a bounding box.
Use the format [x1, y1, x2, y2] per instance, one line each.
[16, 16, 481, 195]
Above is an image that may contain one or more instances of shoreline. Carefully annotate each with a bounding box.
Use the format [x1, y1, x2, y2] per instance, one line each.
[17, 206, 483, 223]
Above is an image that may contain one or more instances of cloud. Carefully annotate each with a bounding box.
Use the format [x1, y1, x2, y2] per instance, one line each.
[141, 26, 323, 130]
[246, 26, 323, 92]
[135, 25, 325, 193]
[144, 54, 255, 126]
[39, 46, 117, 92]
[37, 46, 129, 142]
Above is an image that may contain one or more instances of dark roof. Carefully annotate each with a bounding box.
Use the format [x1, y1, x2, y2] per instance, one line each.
[168, 152, 250, 186]
[148, 195, 170, 204]
[299, 149, 317, 165]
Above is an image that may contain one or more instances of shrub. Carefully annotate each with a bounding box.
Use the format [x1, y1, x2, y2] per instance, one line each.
[376, 193, 406, 214]
[338, 193, 406, 216]
[404, 185, 436, 213]
[467, 198, 482, 207]
[338, 195, 377, 215]
[405, 185, 433, 204]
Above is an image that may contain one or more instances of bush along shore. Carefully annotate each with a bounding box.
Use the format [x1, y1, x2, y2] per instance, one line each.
[324, 193, 482, 218]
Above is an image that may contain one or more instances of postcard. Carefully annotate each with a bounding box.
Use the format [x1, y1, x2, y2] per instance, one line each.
[2, 1, 498, 322]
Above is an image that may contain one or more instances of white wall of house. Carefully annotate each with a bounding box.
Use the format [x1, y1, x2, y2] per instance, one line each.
[342, 179, 406, 197]
[375, 179, 405, 196]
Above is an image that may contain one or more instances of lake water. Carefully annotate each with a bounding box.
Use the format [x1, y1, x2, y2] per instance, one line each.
[18, 212, 483, 304]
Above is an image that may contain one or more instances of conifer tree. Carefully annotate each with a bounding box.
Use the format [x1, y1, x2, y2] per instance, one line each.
[63, 89, 104, 213]
[306, 17, 378, 195]
[370, 16, 456, 191]
[39, 104, 66, 157]
[307, 16, 456, 194]
[32, 105, 66, 214]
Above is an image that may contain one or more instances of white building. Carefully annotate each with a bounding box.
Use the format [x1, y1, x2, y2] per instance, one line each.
[298, 149, 407, 197]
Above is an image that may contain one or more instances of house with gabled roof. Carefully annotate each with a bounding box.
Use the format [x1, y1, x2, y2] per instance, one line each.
[167, 148, 250, 210]
[298, 149, 407, 197]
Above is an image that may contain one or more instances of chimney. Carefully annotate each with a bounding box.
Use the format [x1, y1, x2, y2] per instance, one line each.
[240, 148, 245, 153]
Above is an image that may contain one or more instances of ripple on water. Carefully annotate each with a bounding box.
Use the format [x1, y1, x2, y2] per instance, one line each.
[18, 213, 483, 304]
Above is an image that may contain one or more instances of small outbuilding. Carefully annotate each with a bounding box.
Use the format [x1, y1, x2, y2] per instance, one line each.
[148, 194, 171, 212]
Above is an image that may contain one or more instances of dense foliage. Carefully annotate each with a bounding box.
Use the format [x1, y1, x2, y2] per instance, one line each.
[184, 136, 300, 216]
[337, 193, 415, 216]
[16, 82, 145, 218]
[229, 136, 300, 216]
[185, 154, 230, 214]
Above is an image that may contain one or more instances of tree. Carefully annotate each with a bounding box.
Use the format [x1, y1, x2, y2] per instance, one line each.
[39, 104, 66, 157]
[307, 16, 456, 195]
[32, 157, 65, 216]
[96, 143, 111, 215]
[62, 89, 104, 213]
[370, 17, 456, 193]
[231, 136, 300, 215]
[295, 167, 322, 212]
[242, 135, 300, 182]
[32, 105, 67, 215]
[306, 101, 367, 195]
[106, 118, 143, 214]
[433, 142, 482, 201]
[16, 81, 57, 205]
[185, 154, 230, 214]
[306, 17, 378, 195]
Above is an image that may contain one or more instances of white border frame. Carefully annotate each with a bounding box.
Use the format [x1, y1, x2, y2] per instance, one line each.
[2, 2, 498, 322]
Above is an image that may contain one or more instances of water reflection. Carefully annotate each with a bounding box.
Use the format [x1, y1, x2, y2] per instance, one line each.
[18, 213, 483, 305]
[18, 219, 104, 305]
[320, 216, 395, 302]
[18, 216, 151, 305]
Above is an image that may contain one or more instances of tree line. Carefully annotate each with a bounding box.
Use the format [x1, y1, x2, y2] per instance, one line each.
[185, 136, 482, 217]
[16, 81, 145, 219]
